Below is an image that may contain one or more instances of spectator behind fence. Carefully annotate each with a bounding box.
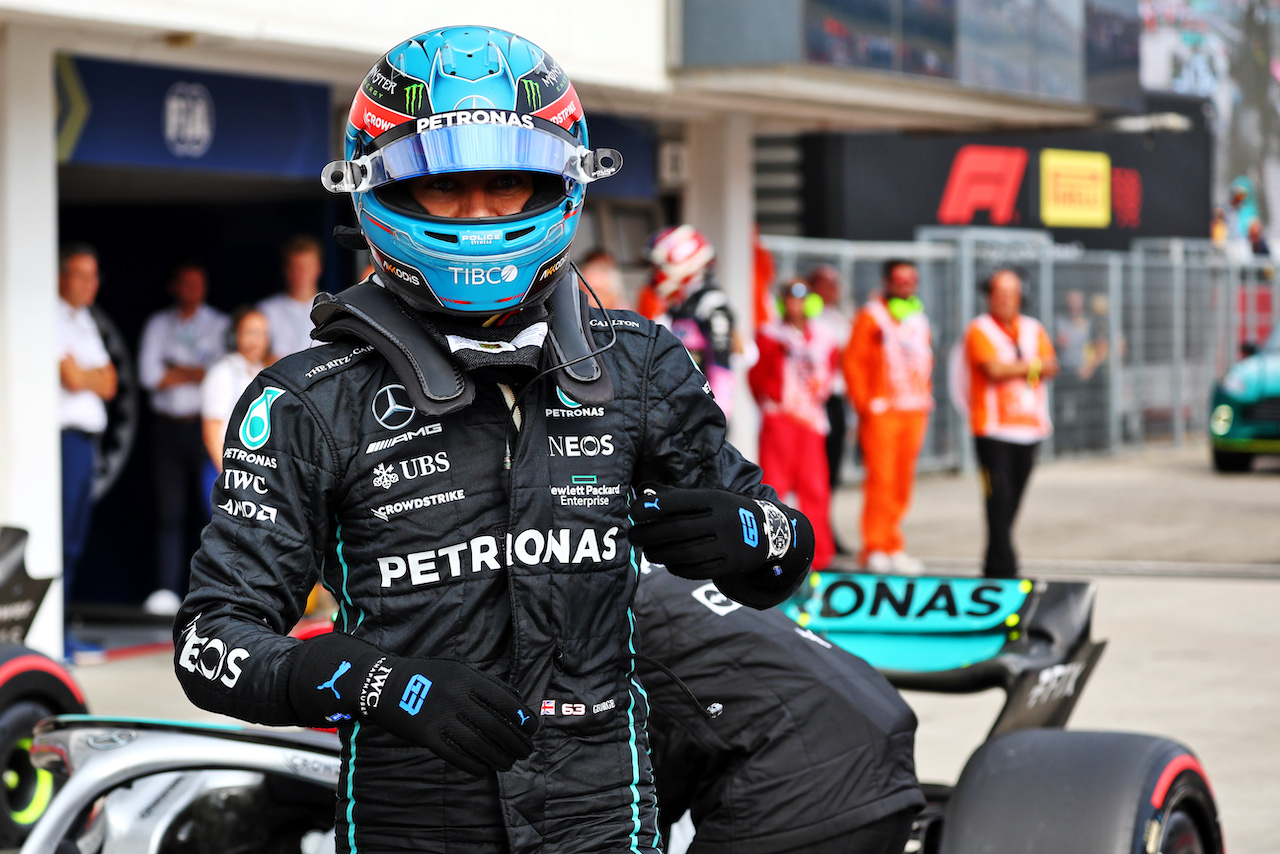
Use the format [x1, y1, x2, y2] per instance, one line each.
[258, 235, 323, 359]
[1248, 219, 1271, 258]
[963, 270, 1058, 578]
[138, 260, 229, 615]
[57, 243, 117, 659]
[577, 247, 628, 310]
[808, 264, 854, 555]
[201, 307, 270, 470]
[749, 279, 840, 571]
[843, 259, 934, 575]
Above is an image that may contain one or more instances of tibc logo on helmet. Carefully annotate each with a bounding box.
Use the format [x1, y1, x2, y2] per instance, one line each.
[447, 265, 519, 285]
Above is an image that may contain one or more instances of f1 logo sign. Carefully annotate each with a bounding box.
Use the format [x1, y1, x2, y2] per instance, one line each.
[937, 145, 1028, 226]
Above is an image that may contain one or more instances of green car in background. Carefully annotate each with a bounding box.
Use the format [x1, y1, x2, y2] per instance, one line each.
[1210, 327, 1280, 471]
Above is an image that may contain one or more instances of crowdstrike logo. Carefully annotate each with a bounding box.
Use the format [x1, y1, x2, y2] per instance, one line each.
[371, 488, 466, 521]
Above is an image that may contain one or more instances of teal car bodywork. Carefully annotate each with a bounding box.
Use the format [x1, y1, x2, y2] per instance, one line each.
[785, 571, 1106, 737]
[1210, 327, 1280, 471]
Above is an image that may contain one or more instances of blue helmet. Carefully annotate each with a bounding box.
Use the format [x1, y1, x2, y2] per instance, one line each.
[323, 26, 621, 315]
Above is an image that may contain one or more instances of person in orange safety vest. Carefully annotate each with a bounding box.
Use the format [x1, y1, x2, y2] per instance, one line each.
[843, 260, 933, 575]
[749, 279, 840, 571]
[963, 269, 1058, 578]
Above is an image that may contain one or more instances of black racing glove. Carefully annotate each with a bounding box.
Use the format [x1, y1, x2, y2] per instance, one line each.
[287, 632, 537, 777]
[629, 485, 815, 608]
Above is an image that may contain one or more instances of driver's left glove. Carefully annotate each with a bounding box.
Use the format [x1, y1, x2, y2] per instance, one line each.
[629, 485, 814, 608]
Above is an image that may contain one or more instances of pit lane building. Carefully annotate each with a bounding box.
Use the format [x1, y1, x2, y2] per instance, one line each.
[0, 0, 1133, 654]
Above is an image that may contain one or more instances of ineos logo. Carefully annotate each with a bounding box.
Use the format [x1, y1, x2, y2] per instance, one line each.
[372, 384, 416, 430]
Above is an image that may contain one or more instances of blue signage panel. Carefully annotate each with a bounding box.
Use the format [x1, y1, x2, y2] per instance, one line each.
[57, 55, 330, 178]
[586, 114, 657, 200]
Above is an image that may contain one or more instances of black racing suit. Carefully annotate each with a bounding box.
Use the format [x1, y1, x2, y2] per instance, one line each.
[635, 567, 924, 854]
[666, 285, 736, 416]
[173, 307, 804, 853]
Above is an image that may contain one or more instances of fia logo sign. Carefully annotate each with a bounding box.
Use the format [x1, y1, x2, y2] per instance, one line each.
[163, 82, 215, 158]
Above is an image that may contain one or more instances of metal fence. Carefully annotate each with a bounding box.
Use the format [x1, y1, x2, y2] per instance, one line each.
[761, 229, 1278, 475]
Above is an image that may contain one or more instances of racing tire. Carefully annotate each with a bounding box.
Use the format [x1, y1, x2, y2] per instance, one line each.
[0, 643, 88, 847]
[1211, 449, 1253, 472]
[938, 729, 1222, 854]
[0, 700, 58, 846]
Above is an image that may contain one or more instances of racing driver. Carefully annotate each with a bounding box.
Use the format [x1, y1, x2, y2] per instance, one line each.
[173, 25, 815, 854]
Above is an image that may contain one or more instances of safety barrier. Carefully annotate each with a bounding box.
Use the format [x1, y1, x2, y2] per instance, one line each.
[760, 230, 1278, 474]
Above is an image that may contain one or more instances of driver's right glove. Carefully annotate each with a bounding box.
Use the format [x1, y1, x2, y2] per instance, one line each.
[287, 631, 537, 777]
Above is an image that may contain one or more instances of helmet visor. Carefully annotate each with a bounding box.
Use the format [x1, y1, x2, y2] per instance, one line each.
[323, 115, 621, 194]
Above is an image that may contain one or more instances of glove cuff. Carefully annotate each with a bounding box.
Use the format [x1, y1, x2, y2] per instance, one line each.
[715, 502, 814, 609]
[286, 631, 383, 728]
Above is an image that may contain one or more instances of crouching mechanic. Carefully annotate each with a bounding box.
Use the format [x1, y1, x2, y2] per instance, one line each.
[634, 565, 924, 854]
[173, 25, 815, 854]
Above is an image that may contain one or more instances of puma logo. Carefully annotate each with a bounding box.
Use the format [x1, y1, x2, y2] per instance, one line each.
[318, 661, 352, 699]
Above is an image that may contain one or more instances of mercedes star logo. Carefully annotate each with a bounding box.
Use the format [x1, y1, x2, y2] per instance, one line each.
[87, 729, 138, 750]
[372, 384, 416, 430]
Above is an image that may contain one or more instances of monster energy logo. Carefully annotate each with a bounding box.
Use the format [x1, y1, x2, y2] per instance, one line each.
[405, 83, 425, 113]
[521, 79, 541, 110]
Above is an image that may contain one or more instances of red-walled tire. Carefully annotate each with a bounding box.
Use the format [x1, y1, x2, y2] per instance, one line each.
[940, 729, 1223, 854]
[0, 643, 88, 846]
[0, 643, 87, 717]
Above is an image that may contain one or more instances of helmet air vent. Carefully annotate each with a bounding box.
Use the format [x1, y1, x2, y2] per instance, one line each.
[505, 227, 535, 241]
[424, 231, 459, 244]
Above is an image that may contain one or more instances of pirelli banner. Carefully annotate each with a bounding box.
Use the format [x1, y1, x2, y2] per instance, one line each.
[802, 115, 1210, 250]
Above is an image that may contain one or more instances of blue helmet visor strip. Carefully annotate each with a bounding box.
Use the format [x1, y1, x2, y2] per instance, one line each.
[323, 110, 621, 194]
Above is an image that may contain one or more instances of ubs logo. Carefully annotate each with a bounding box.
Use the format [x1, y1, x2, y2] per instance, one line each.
[372, 384, 416, 430]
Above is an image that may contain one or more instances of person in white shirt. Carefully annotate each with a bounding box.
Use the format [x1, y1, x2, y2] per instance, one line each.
[57, 244, 117, 650]
[201, 307, 270, 467]
[137, 261, 228, 614]
[257, 234, 323, 359]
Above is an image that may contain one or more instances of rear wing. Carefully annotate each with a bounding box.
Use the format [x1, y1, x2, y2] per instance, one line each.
[784, 572, 1106, 736]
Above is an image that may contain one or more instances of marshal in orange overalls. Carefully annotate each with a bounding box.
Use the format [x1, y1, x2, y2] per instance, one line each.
[843, 298, 933, 568]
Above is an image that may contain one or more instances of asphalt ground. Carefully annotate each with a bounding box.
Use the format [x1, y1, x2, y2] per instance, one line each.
[68, 442, 1280, 853]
